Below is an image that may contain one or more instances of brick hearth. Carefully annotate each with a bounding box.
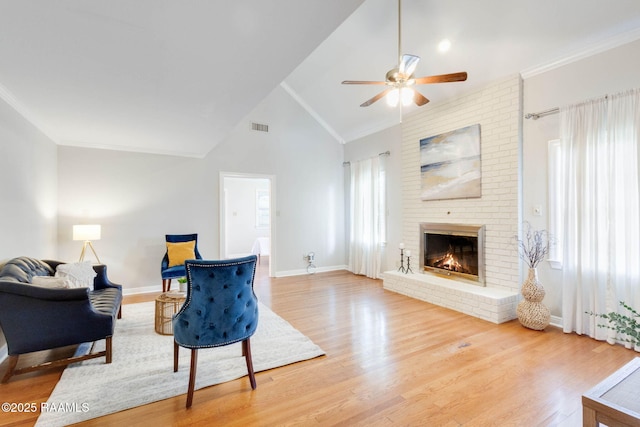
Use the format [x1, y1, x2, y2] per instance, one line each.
[383, 271, 518, 324]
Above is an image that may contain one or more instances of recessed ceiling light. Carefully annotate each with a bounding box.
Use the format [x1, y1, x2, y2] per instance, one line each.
[438, 39, 452, 53]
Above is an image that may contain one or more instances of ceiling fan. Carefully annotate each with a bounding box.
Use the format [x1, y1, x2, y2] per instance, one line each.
[342, 0, 467, 108]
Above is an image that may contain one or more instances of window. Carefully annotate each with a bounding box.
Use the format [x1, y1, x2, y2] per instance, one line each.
[554, 91, 640, 338]
[348, 157, 386, 278]
[255, 189, 270, 228]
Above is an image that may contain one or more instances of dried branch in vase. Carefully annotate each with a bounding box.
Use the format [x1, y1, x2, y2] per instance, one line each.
[514, 222, 551, 268]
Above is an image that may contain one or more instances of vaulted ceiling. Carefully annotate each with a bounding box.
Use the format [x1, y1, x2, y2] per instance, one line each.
[2, 0, 640, 157]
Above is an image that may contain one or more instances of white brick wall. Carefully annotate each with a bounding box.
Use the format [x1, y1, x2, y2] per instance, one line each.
[383, 271, 518, 324]
[384, 74, 523, 323]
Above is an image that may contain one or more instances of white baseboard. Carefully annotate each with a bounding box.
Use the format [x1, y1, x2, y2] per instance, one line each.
[275, 265, 347, 278]
[122, 285, 162, 296]
[550, 315, 562, 329]
[121, 265, 348, 295]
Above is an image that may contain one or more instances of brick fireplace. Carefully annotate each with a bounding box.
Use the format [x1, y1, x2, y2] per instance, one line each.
[382, 75, 522, 324]
[384, 220, 517, 324]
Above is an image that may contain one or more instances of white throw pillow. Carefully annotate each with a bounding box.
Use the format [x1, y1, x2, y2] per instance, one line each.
[31, 275, 72, 289]
[55, 261, 97, 288]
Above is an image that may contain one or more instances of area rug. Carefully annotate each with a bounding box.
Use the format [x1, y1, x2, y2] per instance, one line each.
[35, 301, 325, 426]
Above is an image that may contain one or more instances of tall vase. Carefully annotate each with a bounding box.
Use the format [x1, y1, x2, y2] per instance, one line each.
[516, 267, 550, 330]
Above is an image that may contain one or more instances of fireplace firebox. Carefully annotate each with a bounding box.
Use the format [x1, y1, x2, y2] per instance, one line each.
[419, 223, 485, 286]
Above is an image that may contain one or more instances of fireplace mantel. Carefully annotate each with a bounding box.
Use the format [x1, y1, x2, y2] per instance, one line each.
[383, 271, 518, 324]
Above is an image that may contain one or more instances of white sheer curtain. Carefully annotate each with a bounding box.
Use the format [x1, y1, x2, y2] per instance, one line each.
[348, 156, 386, 279]
[559, 89, 640, 345]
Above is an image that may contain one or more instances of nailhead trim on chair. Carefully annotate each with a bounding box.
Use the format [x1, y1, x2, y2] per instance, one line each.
[174, 257, 257, 349]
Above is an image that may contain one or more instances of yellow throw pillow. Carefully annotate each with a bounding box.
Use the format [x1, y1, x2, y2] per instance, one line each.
[167, 241, 196, 267]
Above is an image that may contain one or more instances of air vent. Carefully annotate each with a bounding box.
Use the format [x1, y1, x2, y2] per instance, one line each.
[251, 122, 269, 132]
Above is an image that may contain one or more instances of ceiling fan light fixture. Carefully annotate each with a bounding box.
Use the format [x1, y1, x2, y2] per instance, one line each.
[386, 87, 414, 107]
[386, 88, 400, 107]
[400, 87, 414, 106]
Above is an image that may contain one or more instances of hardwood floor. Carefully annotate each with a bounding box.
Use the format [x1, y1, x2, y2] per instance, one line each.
[1, 264, 637, 426]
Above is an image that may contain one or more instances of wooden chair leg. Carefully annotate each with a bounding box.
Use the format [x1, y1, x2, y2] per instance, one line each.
[243, 338, 257, 390]
[105, 336, 113, 364]
[1, 355, 19, 383]
[173, 341, 179, 372]
[186, 349, 198, 408]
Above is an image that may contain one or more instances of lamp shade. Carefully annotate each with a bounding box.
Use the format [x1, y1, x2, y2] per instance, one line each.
[73, 224, 101, 241]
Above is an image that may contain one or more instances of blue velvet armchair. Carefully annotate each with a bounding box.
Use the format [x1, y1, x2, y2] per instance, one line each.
[161, 233, 202, 292]
[172, 256, 259, 408]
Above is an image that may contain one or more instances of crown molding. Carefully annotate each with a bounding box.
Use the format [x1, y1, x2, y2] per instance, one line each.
[0, 82, 59, 143]
[280, 81, 345, 144]
[57, 139, 207, 159]
[521, 27, 640, 79]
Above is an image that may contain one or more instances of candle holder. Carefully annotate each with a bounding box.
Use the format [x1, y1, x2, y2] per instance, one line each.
[405, 255, 413, 274]
[398, 248, 406, 273]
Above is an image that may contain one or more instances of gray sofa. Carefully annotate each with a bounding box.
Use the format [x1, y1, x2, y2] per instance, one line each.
[0, 256, 122, 383]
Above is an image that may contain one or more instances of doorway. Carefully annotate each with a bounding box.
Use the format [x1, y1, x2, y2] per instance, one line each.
[219, 172, 275, 277]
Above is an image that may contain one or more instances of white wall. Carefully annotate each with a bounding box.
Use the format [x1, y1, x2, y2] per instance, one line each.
[56, 147, 207, 289]
[523, 38, 640, 318]
[0, 96, 58, 358]
[57, 85, 346, 292]
[218, 87, 346, 277]
[343, 124, 403, 272]
[0, 101, 58, 260]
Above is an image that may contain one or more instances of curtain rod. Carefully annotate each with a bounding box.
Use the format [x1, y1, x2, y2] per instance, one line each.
[343, 151, 390, 166]
[524, 107, 559, 120]
[525, 95, 615, 120]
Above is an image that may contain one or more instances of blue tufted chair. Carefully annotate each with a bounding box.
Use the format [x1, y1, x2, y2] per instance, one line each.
[161, 233, 202, 292]
[172, 256, 259, 408]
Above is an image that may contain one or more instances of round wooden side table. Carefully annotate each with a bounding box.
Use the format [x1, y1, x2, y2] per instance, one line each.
[154, 292, 186, 335]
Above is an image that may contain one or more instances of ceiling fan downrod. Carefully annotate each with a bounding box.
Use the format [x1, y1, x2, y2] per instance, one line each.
[397, 0, 402, 65]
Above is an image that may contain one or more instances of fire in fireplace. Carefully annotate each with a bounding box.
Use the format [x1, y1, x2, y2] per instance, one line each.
[419, 223, 485, 286]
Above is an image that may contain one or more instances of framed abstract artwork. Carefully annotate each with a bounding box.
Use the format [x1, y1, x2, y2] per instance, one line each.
[420, 124, 481, 201]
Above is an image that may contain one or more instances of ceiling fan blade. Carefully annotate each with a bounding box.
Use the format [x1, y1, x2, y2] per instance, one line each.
[360, 88, 393, 107]
[342, 80, 388, 85]
[399, 54, 420, 77]
[413, 72, 468, 85]
[413, 90, 429, 106]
